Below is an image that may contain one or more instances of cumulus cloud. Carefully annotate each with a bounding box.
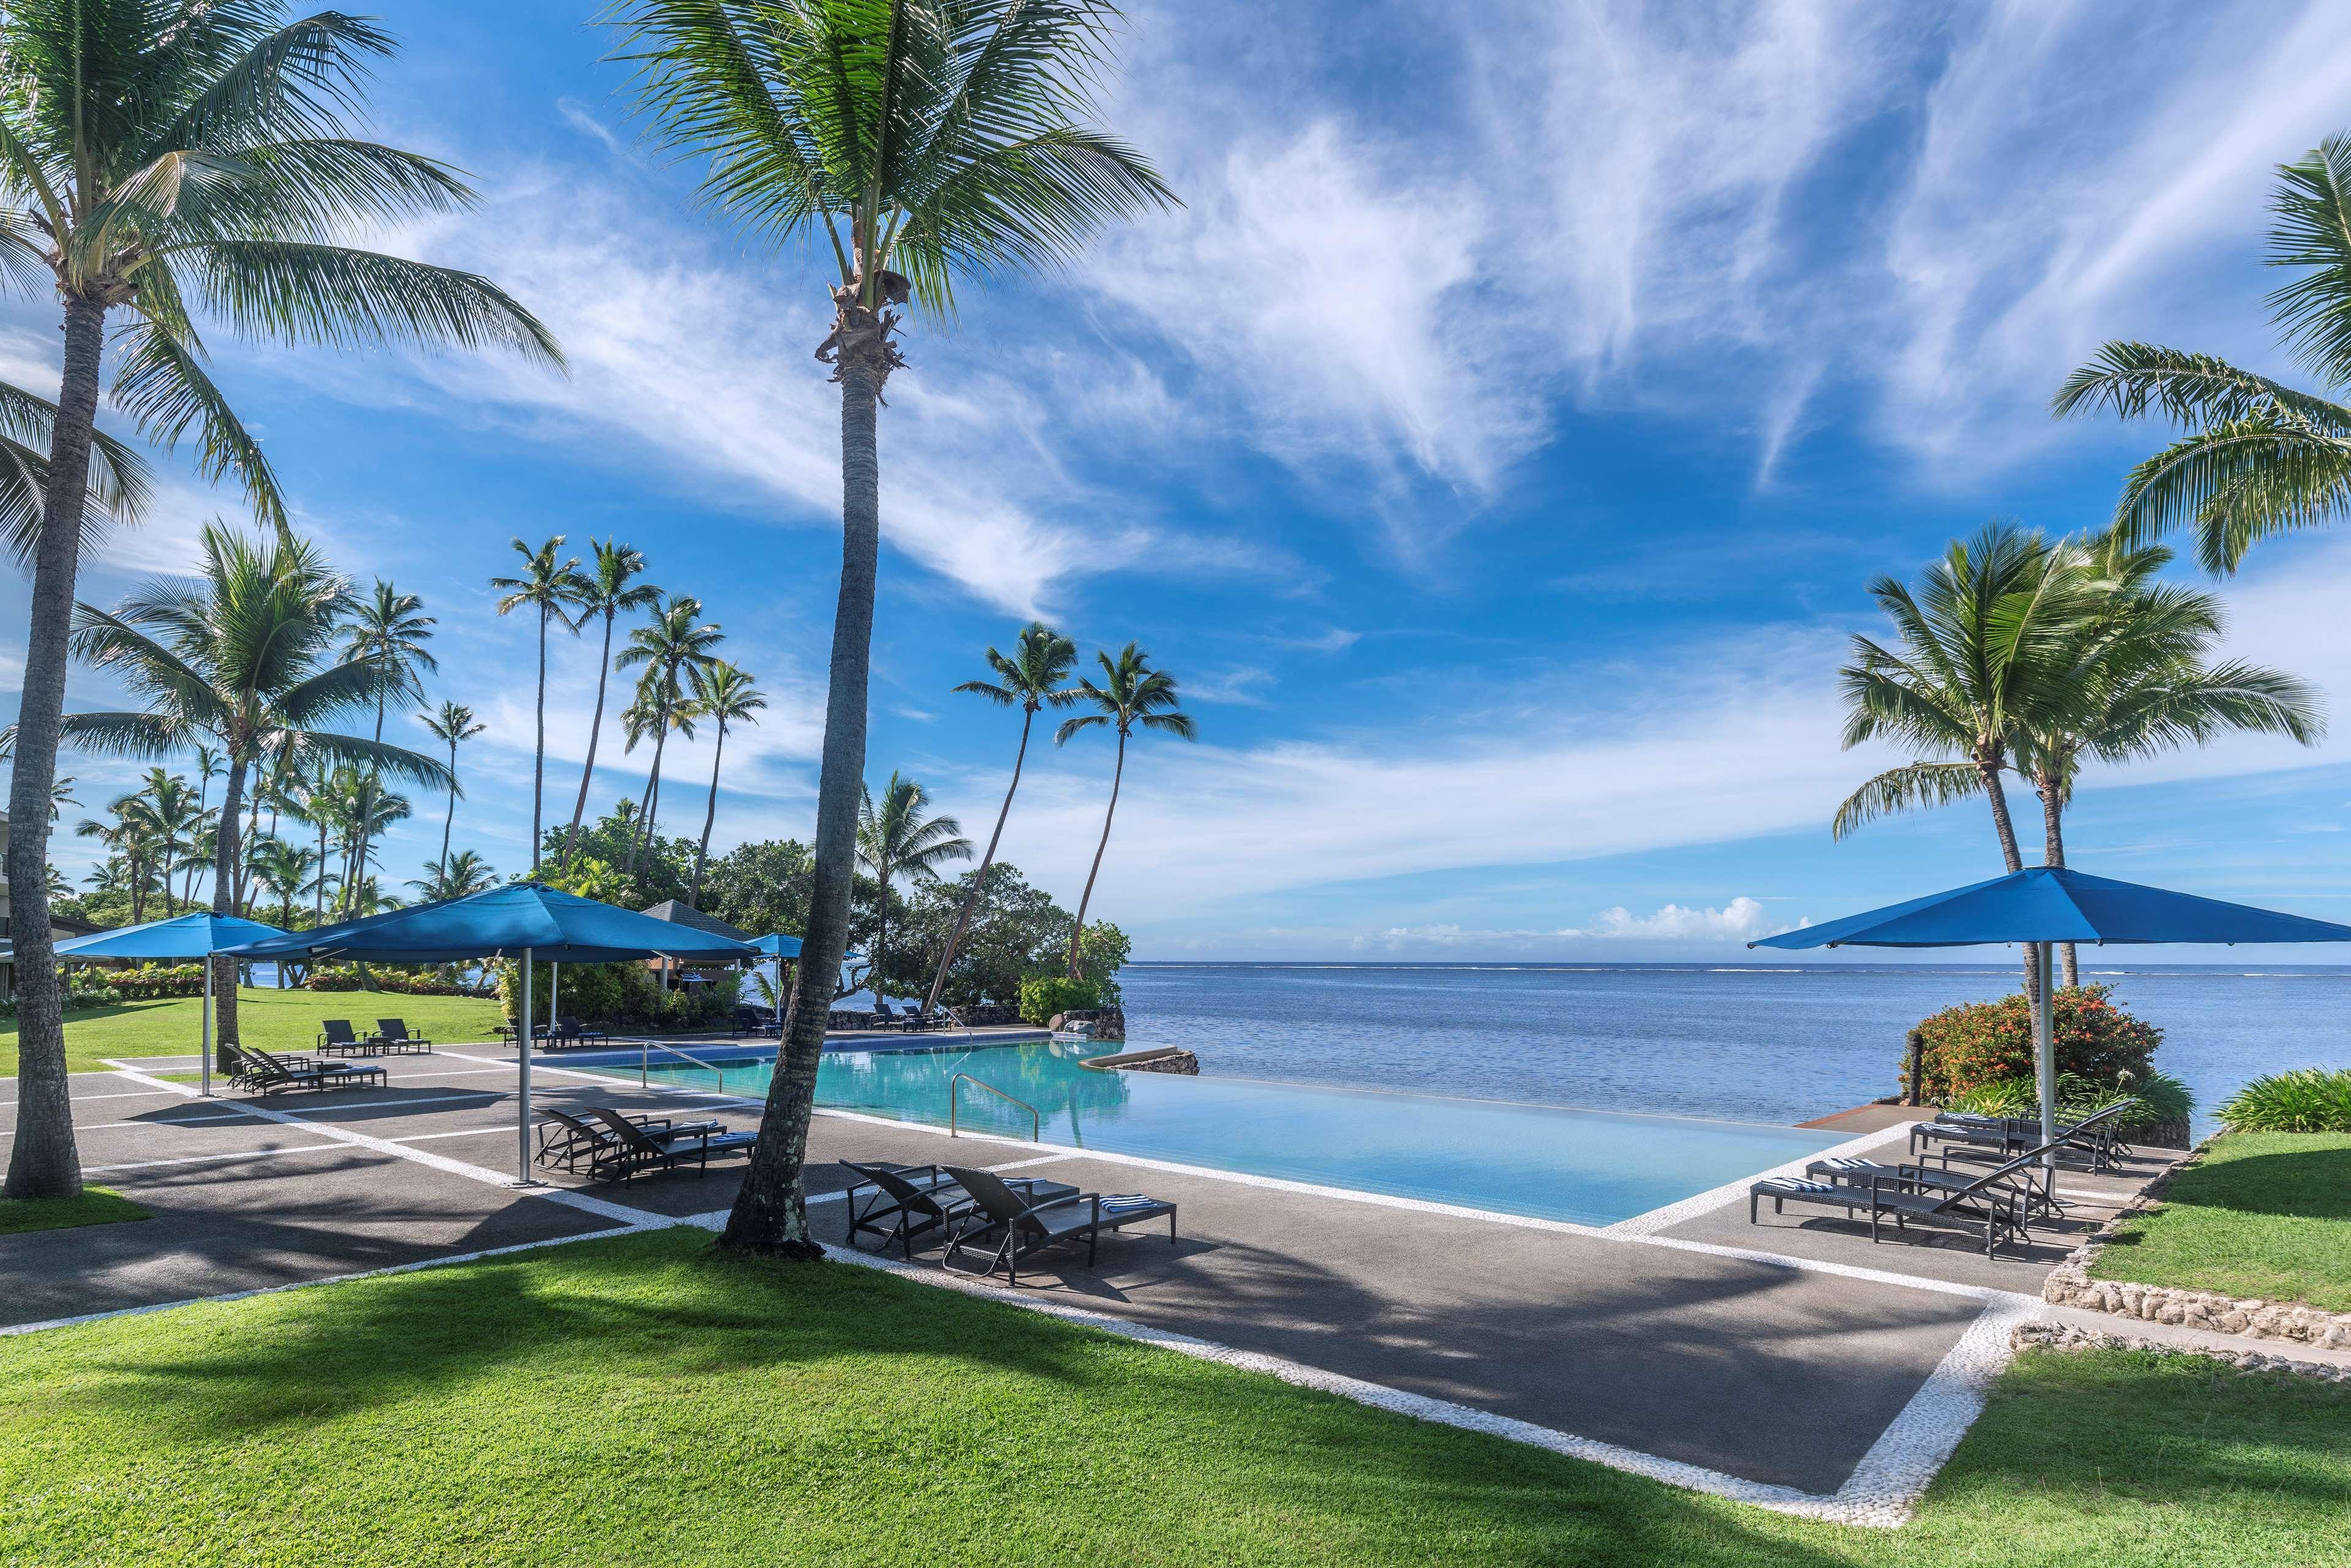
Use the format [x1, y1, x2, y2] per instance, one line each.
[1569, 897, 1783, 941]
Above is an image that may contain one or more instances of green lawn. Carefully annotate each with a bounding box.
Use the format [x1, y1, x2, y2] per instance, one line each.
[1, 1229, 2345, 1566]
[0, 989, 508, 1076]
[0, 1186, 147, 1237]
[2091, 1132, 2351, 1313]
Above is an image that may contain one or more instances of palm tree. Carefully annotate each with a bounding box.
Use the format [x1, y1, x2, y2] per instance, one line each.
[77, 801, 162, 925]
[411, 848, 497, 902]
[59, 526, 449, 1095]
[183, 744, 224, 907]
[925, 625, 1077, 1013]
[137, 768, 204, 917]
[619, 690, 697, 875]
[1056, 645, 1194, 980]
[340, 580, 437, 898]
[289, 757, 345, 928]
[686, 661, 766, 907]
[248, 837, 318, 934]
[0, 5, 559, 1202]
[2055, 137, 2351, 573]
[418, 702, 486, 883]
[614, 594, 723, 874]
[606, 0, 1175, 1255]
[856, 773, 972, 1005]
[492, 538, 585, 874]
[563, 540, 661, 868]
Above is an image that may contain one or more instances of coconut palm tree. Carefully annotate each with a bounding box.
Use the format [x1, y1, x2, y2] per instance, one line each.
[0, 5, 559, 1201]
[614, 593, 722, 874]
[619, 689, 697, 875]
[248, 837, 318, 934]
[334, 775, 413, 915]
[563, 540, 661, 868]
[492, 538, 585, 874]
[686, 661, 766, 907]
[340, 580, 436, 896]
[2055, 137, 2351, 574]
[288, 757, 345, 927]
[925, 624, 1077, 1013]
[1055, 644, 1193, 980]
[606, 0, 1175, 1254]
[182, 744, 223, 907]
[856, 773, 972, 1005]
[411, 848, 497, 902]
[418, 702, 486, 883]
[56, 527, 448, 1120]
[132, 767, 205, 918]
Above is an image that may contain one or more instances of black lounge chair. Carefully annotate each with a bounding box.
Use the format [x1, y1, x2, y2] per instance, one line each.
[534, 1106, 718, 1172]
[231, 1044, 387, 1095]
[1806, 1147, 2065, 1221]
[1748, 1147, 2047, 1258]
[583, 1107, 756, 1185]
[370, 1018, 434, 1055]
[317, 1018, 378, 1056]
[547, 1015, 609, 1050]
[842, 1160, 1080, 1258]
[729, 1005, 778, 1039]
[940, 1165, 1178, 1284]
[1911, 1098, 2135, 1171]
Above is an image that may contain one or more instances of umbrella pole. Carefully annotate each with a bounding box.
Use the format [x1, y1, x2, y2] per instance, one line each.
[552, 962, 560, 1031]
[517, 948, 535, 1185]
[2035, 940, 2056, 1183]
[201, 951, 214, 1098]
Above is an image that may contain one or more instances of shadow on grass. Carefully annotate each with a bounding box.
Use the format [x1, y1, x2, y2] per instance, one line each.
[2151, 1146, 2351, 1223]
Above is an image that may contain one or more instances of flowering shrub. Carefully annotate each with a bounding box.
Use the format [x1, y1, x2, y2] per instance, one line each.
[304, 965, 492, 996]
[1912, 983, 2162, 1101]
[112, 964, 206, 1000]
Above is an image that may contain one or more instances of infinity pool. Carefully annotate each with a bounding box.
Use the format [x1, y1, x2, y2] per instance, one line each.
[596, 1041, 1839, 1228]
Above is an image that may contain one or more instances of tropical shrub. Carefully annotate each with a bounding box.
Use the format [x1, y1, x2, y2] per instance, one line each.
[305, 965, 491, 997]
[1018, 974, 1101, 1026]
[113, 963, 206, 1000]
[494, 959, 733, 1030]
[2218, 1068, 2351, 1133]
[1946, 1069, 2193, 1133]
[1911, 985, 2162, 1101]
[62, 980, 123, 1010]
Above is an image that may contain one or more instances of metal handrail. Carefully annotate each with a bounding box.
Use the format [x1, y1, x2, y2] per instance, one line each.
[640, 1038, 727, 1090]
[950, 1071, 1039, 1141]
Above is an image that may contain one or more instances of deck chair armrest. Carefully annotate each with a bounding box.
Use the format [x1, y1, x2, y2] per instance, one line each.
[1009, 1192, 1091, 1225]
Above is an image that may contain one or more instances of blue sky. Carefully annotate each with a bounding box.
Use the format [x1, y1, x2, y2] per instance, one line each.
[11, 0, 2351, 962]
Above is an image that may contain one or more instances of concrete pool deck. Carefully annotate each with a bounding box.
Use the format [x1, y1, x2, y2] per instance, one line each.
[0, 1049, 2186, 1521]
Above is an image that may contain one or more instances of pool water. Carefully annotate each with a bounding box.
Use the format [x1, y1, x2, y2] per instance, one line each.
[609, 1041, 1840, 1228]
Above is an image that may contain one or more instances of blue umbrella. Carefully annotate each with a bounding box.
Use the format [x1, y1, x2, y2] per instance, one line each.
[751, 933, 803, 959]
[1753, 865, 2351, 1163]
[224, 884, 759, 1183]
[56, 912, 290, 1097]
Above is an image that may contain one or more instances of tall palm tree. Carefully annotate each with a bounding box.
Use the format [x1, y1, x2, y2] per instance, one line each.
[248, 837, 317, 934]
[686, 661, 766, 907]
[606, 0, 1175, 1255]
[289, 756, 345, 928]
[925, 624, 1077, 1013]
[563, 539, 661, 868]
[58, 527, 448, 1109]
[340, 580, 436, 898]
[182, 743, 223, 907]
[0, 5, 559, 1202]
[856, 773, 972, 1003]
[492, 538, 584, 874]
[137, 767, 203, 917]
[2056, 136, 2351, 573]
[614, 593, 722, 875]
[418, 702, 486, 882]
[619, 689, 696, 875]
[77, 798, 161, 925]
[1056, 644, 1194, 980]
[411, 848, 497, 902]
[334, 775, 412, 915]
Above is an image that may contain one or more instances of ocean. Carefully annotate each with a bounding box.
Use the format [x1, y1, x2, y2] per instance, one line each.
[1115, 962, 2351, 1136]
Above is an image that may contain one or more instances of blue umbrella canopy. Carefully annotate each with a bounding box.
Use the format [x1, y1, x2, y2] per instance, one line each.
[55, 911, 290, 960]
[752, 932, 803, 959]
[221, 882, 761, 964]
[1751, 866, 2351, 950]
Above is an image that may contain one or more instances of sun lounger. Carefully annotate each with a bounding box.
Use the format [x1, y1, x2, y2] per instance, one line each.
[1748, 1146, 2046, 1258]
[842, 1160, 1080, 1257]
[1806, 1147, 2063, 1220]
[233, 1044, 388, 1095]
[1910, 1098, 2134, 1170]
[545, 1015, 609, 1050]
[534, 1106, 720, 1172]
[369, 1018, 434, 1055]
[318, 1018, 379, 1056]
[582, 1107, 757, 1185]
[939, 1165, 1178, 1283]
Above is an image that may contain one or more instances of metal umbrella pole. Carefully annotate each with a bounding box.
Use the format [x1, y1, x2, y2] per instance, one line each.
[201, 951, 214, 1098]
[2034, 940, 2057, 1187]
[516, 948, 535, 1184]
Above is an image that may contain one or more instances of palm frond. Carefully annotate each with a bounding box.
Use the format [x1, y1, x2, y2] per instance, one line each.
[1830, 762, 1988, 841]
[2051, 343, 2351, 435]
[111, 307, 287, 528]
[174, 241, 563, 367]
[2265, 134, 2351, 392]
[2110, 416, 2351, 571]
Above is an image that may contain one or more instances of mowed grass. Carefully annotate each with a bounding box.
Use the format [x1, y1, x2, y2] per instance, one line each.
[1, 1228, 2346, 1567]
[2090, 1132, 2351, 1313]
[0, 1186, 146, 1236]
[0, 989, 508, 1076]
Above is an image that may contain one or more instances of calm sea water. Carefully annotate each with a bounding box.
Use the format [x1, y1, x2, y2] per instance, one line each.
[1115, 962, 2351, 1136]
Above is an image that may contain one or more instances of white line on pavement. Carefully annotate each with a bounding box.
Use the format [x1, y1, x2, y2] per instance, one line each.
[88, 1144, 349, 1174]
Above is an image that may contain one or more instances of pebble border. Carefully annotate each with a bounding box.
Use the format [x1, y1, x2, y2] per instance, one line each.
[2012, 1319, 2351, 1383]
[2040, 1139, 2351, 1351]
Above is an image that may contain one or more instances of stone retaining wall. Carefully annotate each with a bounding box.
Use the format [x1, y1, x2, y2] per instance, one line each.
[2041, 1139, 2351, 1351]
[2012, 1319, 2351, 1383]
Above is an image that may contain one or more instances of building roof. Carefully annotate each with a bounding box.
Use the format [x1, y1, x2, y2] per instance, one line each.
[637, 900, 754, 942]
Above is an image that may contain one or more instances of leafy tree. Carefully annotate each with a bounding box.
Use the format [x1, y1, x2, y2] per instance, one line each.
[926, 623, 1076, 1013]
[685, 659, 765, 906]
[856, 773, 971, 1003]
[563, 539, 661, 866]
[0, 2, 557, 1200]
[536, 804, 694, 908]
[606, 0, 1174, 1255]
[700, 838, 818, 942]
[492, 537, 584, 874]
[1056, 643, 1193, 978]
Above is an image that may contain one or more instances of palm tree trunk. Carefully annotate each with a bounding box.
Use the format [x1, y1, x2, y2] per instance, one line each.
[315, 817, 329, 926]
[208, 758, 250, 1064]
[182, 777, 208, 909]
[629, 722, 669, 877]
[1976, 755, 2039, 1006]
[348, 697, 386, 911]
[1069, 728, 1127, 980]
[5, 295, 109, 1201]
[438, 741, 458, 882]
[926, 709, 1033, 1014]
[724, 352, 884, 1257]
[238, 789, 261, 915]
[531, 604, 548, 873]
[873, 874, 891, 1003]
[2039, 770, 2078, 988]
[690, 719, 728, 907]
[565, 612, 617, 868]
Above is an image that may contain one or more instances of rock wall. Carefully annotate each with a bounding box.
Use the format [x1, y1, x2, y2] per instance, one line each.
[1051, 1007, 1126, 1042]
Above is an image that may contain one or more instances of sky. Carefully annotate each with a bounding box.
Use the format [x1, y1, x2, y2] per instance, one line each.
[11, 0, 2351, 963]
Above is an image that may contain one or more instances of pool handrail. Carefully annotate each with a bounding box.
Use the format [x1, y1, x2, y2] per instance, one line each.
[639, 1038, 727, 1090]
[950, 1071, 1039, 1141]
